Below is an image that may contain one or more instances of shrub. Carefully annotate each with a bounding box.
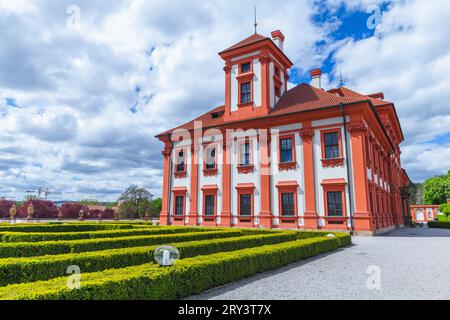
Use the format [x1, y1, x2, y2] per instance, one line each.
[17, 200, 59, 219]
[59, 203, 88, 219]
[0, 223, 139, 233]
[0, 235, 350, 300]
[0, 231, 300, 286]
[102, 208, 116, 219]
[0, 230, 243, 258]
[0, 200, 16, 218]
[428, 221, 450, 229]
[0, 226, 218, 242]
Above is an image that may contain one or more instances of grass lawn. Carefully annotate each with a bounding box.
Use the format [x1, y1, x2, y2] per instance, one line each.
[0, 222, 351, 300]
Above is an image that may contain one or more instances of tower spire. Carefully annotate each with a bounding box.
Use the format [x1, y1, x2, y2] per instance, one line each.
[254, 7, 258, 34]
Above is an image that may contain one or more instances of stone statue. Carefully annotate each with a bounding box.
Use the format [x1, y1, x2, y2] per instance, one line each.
[97, 212, 102, 221]
[144, 212, 150, 221]
[26, 203, 34, 220]
[79, 208, 85, 221]
[114, 211, 120, 221]
[9, 204, 17, 220]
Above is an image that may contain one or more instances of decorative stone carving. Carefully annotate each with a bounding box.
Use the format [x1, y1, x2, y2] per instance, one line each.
[9, 204, 17, 219]
[321, 158, 345, 168]
[347, 122, 368, 133]
[26, 203, 34, 221]
[299, 129, 315, 139]
[223, 61, 231, 73]
[278, 162, 297, 171]
[237, 165, 255, 174]
[203, 168, 218, 177]
[258, 55, 272, 65]
[174, 171, 187, 179]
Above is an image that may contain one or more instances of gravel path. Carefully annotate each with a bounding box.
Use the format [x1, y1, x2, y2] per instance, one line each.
[187, 227, 450, 300]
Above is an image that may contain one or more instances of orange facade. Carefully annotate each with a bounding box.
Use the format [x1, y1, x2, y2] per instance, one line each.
[156, 30, 411, 235]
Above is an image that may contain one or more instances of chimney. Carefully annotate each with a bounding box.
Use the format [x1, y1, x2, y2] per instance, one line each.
[271, 30, 285, 52]
[310, 68, 322, 88]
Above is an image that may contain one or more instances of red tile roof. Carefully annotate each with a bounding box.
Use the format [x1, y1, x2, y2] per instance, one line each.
[156, 83, 374, 138]
[269, 84, 366, 116]
[220, 33, 270, 54]
[327, 87, 392, 107]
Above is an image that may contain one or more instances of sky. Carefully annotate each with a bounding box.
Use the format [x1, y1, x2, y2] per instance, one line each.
[0, 0, 449, 201]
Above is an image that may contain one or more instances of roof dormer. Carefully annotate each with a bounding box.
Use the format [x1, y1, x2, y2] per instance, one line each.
[219, 31, 293, 122]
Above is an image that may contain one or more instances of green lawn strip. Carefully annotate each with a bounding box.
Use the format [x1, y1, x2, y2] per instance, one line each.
[0, 230, 243, 258]
[0, 233, 351, 300]
[0, 231, 300, 286]
[0, 226, 220, 243]
[0, 223, 144, 233]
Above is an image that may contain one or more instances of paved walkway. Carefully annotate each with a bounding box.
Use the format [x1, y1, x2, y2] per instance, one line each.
[188, 227, 450, 300]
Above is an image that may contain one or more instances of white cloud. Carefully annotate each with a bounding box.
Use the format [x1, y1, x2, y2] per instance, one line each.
[0, 0, 448, 202]
[329, 0, 450, 181]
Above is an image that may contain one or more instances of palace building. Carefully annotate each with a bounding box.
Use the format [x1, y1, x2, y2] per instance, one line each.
[156, 30, 412, 235]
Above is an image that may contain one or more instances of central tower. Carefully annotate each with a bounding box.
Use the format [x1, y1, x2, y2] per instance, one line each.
[219, 30, 293, 122]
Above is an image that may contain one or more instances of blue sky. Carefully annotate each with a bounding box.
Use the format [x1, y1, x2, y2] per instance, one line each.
[0, 0, 449, 201]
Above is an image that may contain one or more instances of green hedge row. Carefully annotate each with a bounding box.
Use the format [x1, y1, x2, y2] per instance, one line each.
[0, 230, 243, 258]
[0, 233, 351, 300]
[0, 226, 218, 243]
[0, 231, 300, 286]
[0, 223, 144, 233]
[427, 221, 450, 229]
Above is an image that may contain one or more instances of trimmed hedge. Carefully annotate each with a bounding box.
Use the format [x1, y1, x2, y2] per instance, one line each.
[427, 221, 450, 229]
[0, 234, 351, 300]
[0, 230, 243, 258]
[0, 231, 300, 286]
[0, 223, 143, 233]
[0, 226, 219, 242]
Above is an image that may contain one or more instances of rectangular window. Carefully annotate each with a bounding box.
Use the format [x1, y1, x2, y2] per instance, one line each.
[204, 195, 215, 216]
[239, 194, 252, 216]
[205, 147, 216, 169]
[281, 193, 295, 216]
[324, 132, 340, 159]
[280, 138, 293, 163]
[241, 63, 251, 73]
[240, 142, 251, 166]
[327, 192, 343, 217]
[176, 150, 185, 172]
[240, 82, 251, 104]
[275, 86, 281, 97]
[175, 196, 184, 216]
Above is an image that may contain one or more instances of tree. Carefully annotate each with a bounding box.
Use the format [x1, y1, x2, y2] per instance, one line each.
[0, 200, 16, 218]
[79, 199, 100, 206]
[102, 208, 116, 219]
[150, 198, 162, 217]
[18, 200, 59, 219]
[59, 202, 88, 219]
[118, 185, 153, 219]
[423, 171, 450, 205]
[408, 183, 423, 205]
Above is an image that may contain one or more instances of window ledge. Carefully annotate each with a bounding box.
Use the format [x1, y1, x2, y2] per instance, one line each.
[174, 171, 187, 179]
[321, 158, 344, 168]
[237, 101, 254, 108]
[236, 72, 254, 81]
[203, 168, 218, 177]
[237, 165, 254, 174]
[278, 162, 297, 171]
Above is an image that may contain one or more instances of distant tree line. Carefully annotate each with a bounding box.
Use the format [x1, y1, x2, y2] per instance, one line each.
[408, 170, 450, 206]
[0, 185, 162, 220]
